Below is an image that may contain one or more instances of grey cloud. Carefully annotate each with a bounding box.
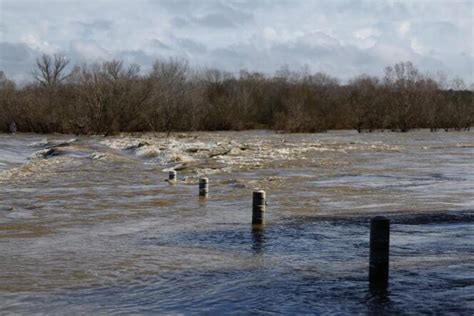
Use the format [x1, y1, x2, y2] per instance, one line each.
[212, 47, 247, 60]
[150, 39, 172, 50]
[208, 47, 251, 70]
[0, 42, 33, 62]
[77, 20, 113, 32]
[443, 52, 474, 82]
[69, 40, 110, 62]
[0, 0, 472, 84]
[0, 42, 39, 83]
[160, 0, 253, 28]
[150, 0, 198, 13]
[154, 0, 252, 20]
[117, 50, 157, 72]
[210, 2, 253, 24]
[205, 31, 393, 80]
[77, 20, 114, 40]
[170, 17, 191, 28]
[270, 41, 372, 78]
[411, 21, 466, 54]
[194, 14, 237, 28]
[345, 0, 409, 17]
[175, 38, 207, 54]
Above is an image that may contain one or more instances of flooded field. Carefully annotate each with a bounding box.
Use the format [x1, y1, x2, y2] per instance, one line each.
[0, 130, 473, 314]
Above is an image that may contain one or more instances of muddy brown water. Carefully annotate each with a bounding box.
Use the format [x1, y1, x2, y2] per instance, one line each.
[0, 130, 473, 314]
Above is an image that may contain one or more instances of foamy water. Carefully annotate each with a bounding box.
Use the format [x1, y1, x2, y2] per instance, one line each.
[0, 130, 473, 314]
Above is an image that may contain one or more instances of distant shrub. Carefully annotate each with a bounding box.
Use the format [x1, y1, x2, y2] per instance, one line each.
[0, 58, 472, 134]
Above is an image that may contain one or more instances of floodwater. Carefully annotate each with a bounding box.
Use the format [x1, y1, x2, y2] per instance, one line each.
[0, 130, 472, 314]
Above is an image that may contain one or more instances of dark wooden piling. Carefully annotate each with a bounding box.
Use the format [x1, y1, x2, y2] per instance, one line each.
[252, 190, 266, 225]
[199, 177, 209, 197]
[168, 170, 177, 182]
[369, 216, 390, 292]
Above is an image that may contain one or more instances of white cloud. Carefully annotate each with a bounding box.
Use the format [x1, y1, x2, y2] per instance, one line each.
[20, 34, 58, 54]
[410, 38, 424, 55]
[354, 28, 381, 40]
[70, 40, 110, 61]
[0, 0, 472, 83]
[398, 21, 411, 37]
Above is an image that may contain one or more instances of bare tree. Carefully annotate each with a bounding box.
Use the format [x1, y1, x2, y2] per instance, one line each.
[33, 53, 70, 88]
[149, 58, 190, 135]
[0, 71, 15, 90]
[446, 78, 472, 131]
[71, 60, 148, 134]
[384, 62, 423, 132]
[1, 56, 472, 135]
[349, 75, 381, 132]
[0, 71, 17, 132]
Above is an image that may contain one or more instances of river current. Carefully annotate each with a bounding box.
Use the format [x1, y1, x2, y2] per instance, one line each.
[0, 130, 472, 314]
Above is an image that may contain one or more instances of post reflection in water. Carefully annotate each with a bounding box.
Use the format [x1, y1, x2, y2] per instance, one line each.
[366, 289, 395, 316]
[251, 225, 265, 254]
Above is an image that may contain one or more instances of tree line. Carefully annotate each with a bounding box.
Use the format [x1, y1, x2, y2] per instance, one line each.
[0, 54, 472, 134]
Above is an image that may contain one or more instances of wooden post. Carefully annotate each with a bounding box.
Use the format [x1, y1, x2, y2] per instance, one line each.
[369, 216, 390, 292]
[199, 177, 209, 197]
[168, 170, 177, 182]
[252, 190, 266, 225]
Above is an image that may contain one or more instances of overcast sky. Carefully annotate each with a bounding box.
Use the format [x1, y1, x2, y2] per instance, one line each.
[0, 0, 472, 84]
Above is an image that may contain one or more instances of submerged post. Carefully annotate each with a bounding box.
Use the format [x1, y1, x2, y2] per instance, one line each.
[9, 121, 17, 134]
[252, 190, 266, 225]
[168, 170, 177, 182]
[369, 216, 390, 292]
[199, 177, 209, 197]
